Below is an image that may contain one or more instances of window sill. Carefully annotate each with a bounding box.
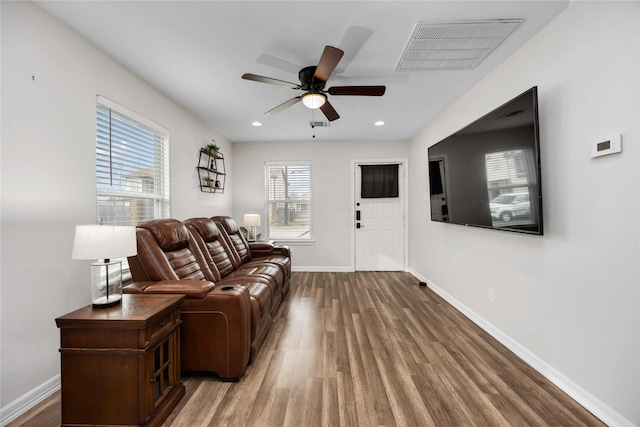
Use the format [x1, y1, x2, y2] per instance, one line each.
[270, 239, 315, 246]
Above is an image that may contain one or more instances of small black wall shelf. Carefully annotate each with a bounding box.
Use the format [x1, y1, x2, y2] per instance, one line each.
[197, 148, 226, 193]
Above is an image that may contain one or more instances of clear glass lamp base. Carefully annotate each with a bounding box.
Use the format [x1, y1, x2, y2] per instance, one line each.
[91, 260, 123, 308]
[92, 294, 122, 308]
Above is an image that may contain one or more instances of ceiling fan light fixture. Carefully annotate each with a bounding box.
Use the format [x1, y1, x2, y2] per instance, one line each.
[302, 92, 326, 109]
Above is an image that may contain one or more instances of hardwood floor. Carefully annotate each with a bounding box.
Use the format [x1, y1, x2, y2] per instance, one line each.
[9, 272, 604, 427]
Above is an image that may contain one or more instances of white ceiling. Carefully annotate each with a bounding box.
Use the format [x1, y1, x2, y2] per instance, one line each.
[36, 1, 569, 143]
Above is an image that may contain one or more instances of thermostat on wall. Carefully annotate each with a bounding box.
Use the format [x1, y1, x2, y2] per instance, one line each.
[591, 134, 621, 158]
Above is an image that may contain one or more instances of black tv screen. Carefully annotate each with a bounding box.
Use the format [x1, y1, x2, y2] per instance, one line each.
[428, 87, 543, 235]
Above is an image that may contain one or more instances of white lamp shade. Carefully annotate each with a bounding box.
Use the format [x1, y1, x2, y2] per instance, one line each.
[72, 225, 137, 260]
[243, 214, 261, 227]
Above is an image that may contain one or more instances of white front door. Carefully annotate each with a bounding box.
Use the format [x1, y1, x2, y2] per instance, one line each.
[354, 161, 405, 271]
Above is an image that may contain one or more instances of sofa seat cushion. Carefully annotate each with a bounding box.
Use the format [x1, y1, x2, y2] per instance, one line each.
[246, 256, 291, 278]
[228, 264, 283, 291]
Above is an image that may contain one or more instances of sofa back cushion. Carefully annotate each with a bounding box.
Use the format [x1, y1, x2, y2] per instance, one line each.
[140, 218, 191, 251]
[212, 216, 251, 266]
[136, 219, 207, 281]
[184, 218, 236, 280]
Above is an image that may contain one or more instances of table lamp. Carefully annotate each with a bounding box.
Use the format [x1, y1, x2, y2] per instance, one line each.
[72, 225, 137, 307]
[243, 214, 261, 242]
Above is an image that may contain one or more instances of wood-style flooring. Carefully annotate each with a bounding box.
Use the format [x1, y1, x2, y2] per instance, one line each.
[9, 271, 604, 427]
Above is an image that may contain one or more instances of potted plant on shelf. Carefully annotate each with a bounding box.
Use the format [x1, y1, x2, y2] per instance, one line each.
[205, 141, 220, 154]
[203, 176, 215, 187]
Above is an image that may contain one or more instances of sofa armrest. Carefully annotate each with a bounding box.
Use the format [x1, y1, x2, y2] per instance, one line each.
[271, 245, 291, 257]
[124, 280, 215, 299]
[248, 242, 274, 252]
[249, 242, 291, 257]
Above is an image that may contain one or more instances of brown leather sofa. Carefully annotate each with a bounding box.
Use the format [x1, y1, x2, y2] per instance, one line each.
[124, 217, 291, 381]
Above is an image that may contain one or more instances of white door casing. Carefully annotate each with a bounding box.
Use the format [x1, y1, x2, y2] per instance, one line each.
[353, 160, 407, 271]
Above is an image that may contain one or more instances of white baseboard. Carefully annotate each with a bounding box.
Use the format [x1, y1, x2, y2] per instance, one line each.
[0, 375, 60, 426]
[292, 266, 354, 272]
[407, 268, 635, 427]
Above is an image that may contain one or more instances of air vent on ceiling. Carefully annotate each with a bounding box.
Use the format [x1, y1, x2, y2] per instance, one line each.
[310, 121, 330, 128]
[396, 19, 523, 71]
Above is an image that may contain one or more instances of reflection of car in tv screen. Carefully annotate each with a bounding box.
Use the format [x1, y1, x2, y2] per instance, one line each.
[490, 192, 531, 222]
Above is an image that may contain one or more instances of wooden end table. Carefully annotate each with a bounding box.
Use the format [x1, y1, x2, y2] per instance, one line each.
[55, 294, 186, 426]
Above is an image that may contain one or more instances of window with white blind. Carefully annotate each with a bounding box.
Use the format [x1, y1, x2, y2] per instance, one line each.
[265, 162, 312, 241]
[96, 96, 170, 226]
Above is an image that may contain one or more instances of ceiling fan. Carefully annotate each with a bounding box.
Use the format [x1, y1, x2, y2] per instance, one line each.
[242, 46, 386, 122]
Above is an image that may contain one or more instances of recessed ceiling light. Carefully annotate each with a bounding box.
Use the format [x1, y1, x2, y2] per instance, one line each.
[374, 121, 386, 126]
[252, 121, 263, 127]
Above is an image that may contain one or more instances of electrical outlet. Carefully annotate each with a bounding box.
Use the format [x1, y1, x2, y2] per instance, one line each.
[488, 287, 495, 303]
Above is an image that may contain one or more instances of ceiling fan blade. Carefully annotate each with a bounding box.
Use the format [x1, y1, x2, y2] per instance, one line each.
[313, 46, 344, 82]
[320, 100, 340, 122]
[256, 54, 302, 75]
[242, 73, 298, 89]
[265, 97, 301, 116]
[328, 86, 386, 96]
[335, 26, 373, 75]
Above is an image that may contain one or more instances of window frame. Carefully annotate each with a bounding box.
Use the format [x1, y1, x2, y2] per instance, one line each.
[96, 95, 171, 226]
[264, 161, 313, 243]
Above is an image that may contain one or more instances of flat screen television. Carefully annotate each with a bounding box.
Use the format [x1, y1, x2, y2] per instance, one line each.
[428, 87, 543, 235]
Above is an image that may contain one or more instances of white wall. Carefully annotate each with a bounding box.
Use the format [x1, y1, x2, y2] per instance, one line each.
[408, 1, 639, 425]
[0, 1, 232, 414]
[232, 140, 408, 270]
